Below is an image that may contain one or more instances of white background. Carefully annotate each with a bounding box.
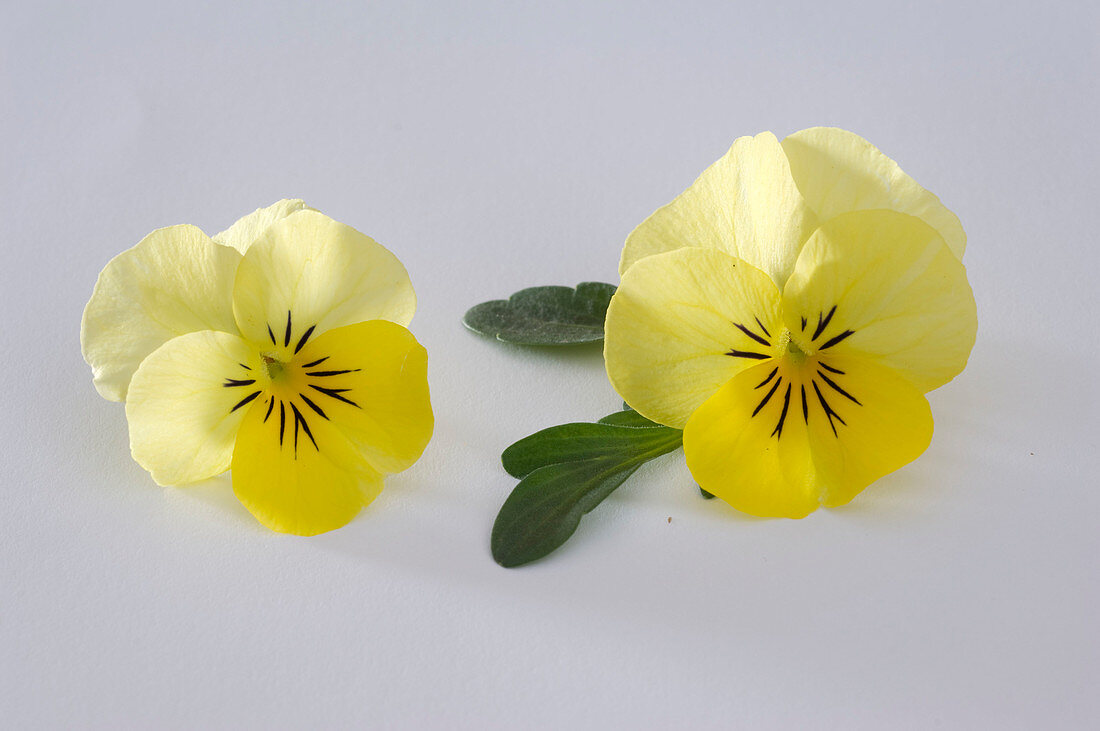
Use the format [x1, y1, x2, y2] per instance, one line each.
[3, 1, 1097, 728]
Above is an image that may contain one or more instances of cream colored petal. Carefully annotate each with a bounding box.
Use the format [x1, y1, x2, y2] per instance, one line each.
[782, 210, 977, 393]
[604, 247, 784, 429]
[619, 132, 818, 286]
[125, 331, 260, 486]
[232, 210, 416, 355]
[212, 199, 316, 254]
[781, 127, 966, 259]
[81, 225, 242, 402]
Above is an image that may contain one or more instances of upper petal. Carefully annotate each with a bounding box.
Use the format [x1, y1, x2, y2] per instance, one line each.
[604, 247, 784, 429]
[125, 330, 259, 486]
[81, 224, 242, 401]
[782, 209, 977, 393]
[781, 127, 966, 259]
[619, 132, 818, 286]
[232, 210, 416, 353]
[212, 199, 315, 253]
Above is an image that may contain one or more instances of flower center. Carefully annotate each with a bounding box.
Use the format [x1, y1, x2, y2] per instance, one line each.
[725, 305, 863, 439]
[221, 310, 364, 459]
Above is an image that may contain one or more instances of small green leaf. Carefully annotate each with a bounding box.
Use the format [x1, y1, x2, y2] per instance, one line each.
[699, 486, 716, 499]
[597, 408, 661, 428]
[492, 410, 682, 567]
[463, 282, 617, 345]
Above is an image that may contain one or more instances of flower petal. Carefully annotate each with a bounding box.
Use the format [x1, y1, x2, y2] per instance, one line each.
[781, 127, 966, 259]
[125, 330, 259, 485]
[619, 132, 818, 286]
[604, 247, 783, 429]
[683, 355, 934, 516]
[683, 361, 819, 518]
[231, 210, 416, 353]
[230, 397, 384, 536]
[212, 199, 315, 253]
[782, 210, 977, 392]
[294, 320, 434, 475]
[81, 225, 242, 401]
[804, 355, 934, 509]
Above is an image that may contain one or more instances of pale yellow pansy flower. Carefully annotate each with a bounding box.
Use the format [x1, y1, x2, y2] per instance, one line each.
[605, 130, 976, 517]
[81, 201, 433, 535]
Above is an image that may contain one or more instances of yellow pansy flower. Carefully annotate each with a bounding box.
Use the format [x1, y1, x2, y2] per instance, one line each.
[605, 129, 976, 517]
[81, 201, 433, 535]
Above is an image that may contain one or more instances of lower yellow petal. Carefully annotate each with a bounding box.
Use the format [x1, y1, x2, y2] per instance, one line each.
[231, 402, 383, 535]
[125, 331, 259, 486]
[683, 360, 819, 518]
[804, 355, 933, 508]
[683, 354, 935, 517]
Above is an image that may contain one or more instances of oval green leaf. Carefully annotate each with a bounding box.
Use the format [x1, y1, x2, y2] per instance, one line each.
[463, 282, 617, 345]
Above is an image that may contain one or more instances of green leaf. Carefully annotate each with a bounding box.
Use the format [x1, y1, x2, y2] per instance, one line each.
[699, 486, 716, 500]
[492, 409, 682, 567]
[463, 282, 617, 345]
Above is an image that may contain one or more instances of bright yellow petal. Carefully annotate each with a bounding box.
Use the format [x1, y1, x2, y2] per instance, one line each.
[619, 132, 818, 285]
[781, 127, 966, 259]
[232, 210, 416, 356]
[802, 355, 933, 508]
[125, 331, 260, 486]
[782, 210, 977, 392]
[604, 247, 783, 429]
[81, 225, 242, 402]
[228, 320, 431, 535]
[294, 320, 434, 475]
[682, 354, 934, 517]
[231, 396, 383, 536]
[683, 360, 819, 518]
[212, 199, 315, 253]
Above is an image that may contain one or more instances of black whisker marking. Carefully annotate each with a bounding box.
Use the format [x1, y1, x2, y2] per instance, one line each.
[800, 316, 807, 331]
[294, 325, 316, 355]
[278, 402, 286, 446]
[306, 369, 361, 377]
[283, 310, 293, 347]
[819, 362, 845, 375]
[267, 324, 277, 345]
[223, 378, 256, 387]
[302, 356, 329, 368]
[801, 385, 808, 423]
[290, 402, 318, 454]
[813, 380, 846, 436]
[754, 317, 771, 338]
[812, 305, 837, 341]
[754, 367, 778, 389]
[299, 393, 329, 420]
[818, 371, 862, 405]
[230, 390, 261, 412]
[263, 397, 275, 423]
[819, 329, 855, 350]
[733, 322, 770, 347]
[770, 384, 792, 438]
[752, 377, 782, 417]
[239, 363, 251, 370]
[726, 349, 770, 360]
[310, 384, 360, 408]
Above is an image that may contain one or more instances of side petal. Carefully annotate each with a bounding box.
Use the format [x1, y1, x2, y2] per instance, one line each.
[293, 320, 434, 475]
[683, 361, 819, 518]
[232, 210, 416, 353]
[230, 397, 383, 536]
[802, 355, 934, 508]
[781, 127, 966, 259]
[782, 210, 977, 393]
[604, 248, 783, 429]
[81, 225, 242, 401]
[125, 331, 260, 486]
[619, 131, 818, 286]
[212, 199, 315, 253]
